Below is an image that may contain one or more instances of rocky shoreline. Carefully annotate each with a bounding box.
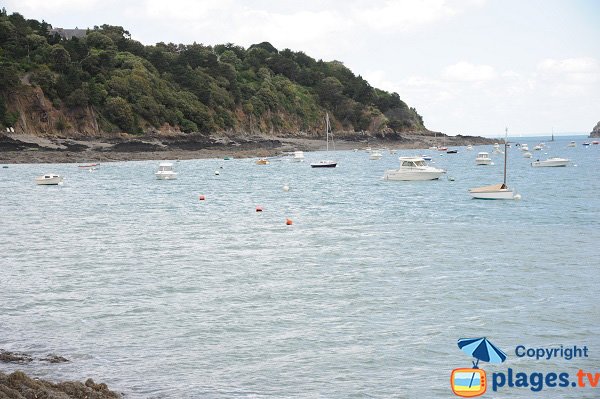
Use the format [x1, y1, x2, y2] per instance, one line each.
[0, 350, 120, 399]
[0, 371, 120, 399]
[0, 131, 496, 164]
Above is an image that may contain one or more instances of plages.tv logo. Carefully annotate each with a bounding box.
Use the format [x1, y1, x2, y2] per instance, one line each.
[451, 337, 507, 397]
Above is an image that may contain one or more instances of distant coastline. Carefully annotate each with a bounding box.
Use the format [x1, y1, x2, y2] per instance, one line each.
[0, 132, 495, 164]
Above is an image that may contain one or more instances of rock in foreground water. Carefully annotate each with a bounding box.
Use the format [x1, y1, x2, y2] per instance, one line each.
[0, 371, 120, 399]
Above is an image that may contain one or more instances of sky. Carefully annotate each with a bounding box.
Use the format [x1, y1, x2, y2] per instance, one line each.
[4, 0, 600, 137]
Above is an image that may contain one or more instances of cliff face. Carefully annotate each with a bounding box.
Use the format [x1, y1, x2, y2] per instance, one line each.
[590, 121, 600, 138]
[9, 86, 103, 138]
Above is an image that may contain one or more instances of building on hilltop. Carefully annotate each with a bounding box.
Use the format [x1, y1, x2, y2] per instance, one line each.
[48, 28, 88, 40]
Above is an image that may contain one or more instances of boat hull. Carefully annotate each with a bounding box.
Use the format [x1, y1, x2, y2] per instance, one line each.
[469, 189, 515, 200]
[155, 172, 177, 180]
[475, 159, 492, 165]
[531, 159, 569, 167]
[311, 161, 337, 168]
[383, 170, 444, 181]
[35, 176, 63, 185]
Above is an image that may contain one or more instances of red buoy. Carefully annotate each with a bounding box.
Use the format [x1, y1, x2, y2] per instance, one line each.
[256, 206, 263, 212]
[286, 218, 293, 225]
[199, 195, 206, 201]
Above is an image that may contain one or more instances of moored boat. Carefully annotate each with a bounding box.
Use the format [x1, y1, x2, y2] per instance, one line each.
[35, 174, 63, 185]
[155, 162, 177, 179]
[475, 152, 492, 165]
[531, 157, 569, 167]
[383, 157, 445, 181]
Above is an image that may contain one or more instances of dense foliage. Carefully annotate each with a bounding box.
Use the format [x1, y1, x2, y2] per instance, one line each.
[0, 8, 425, 135]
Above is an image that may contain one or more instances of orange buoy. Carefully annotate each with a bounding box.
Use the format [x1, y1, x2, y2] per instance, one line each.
[199, 195, 206, 201]
[256, 206, 263, 212]
[286, 218, 293, 225]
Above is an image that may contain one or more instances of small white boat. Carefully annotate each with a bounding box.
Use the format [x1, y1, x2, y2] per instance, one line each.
[475, 152, 492, 165]
[466, 145, 473, 151]
[369, 150, 383, 160]
[35, 174, 63, 185]
[521, 144, 529, 151]
[291, 151, 305, 162]
[383, 157, 445, 181]
[531, 157, 569, 167]
[567, 141, 576, 147]
[533, 145, 543, 151]
[155, 162, 177, 179]
[469, 183, 515, 200]
[523, 151, 533, 158]
[493, 143, 500, 150]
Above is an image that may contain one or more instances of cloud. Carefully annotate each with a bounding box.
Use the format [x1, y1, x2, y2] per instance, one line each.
[5, 0, 102, 13]
[353, 0, 457, 31]
[442, 62, 497, 82]
[537, 57, 600, 85]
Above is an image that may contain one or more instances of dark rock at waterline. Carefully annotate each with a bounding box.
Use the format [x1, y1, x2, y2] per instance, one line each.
[41, 354, 69, 363]
[0, 371, 120, 399]
[0, 350, 33, 363]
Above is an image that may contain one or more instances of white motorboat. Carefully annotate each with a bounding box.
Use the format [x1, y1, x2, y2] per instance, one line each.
[383, 157, 445, 181]
[475, 152, 492, 165]
[567, 141, 576, 147]
[531, 157, 569, 167]
[369, 150, 383, 160]
[311, 113, 337, 168]
[466, 145, 473, 151]
[470, 127, 518, 200]
[493, 143, 500, 150]
[523, 151, 533, 158]
[291, 151, 305, 162]
[533, 145, 543, 151]
[521, 144, 529, 151]
[155, 162, 177, 179]
[35, 174, 63, 185]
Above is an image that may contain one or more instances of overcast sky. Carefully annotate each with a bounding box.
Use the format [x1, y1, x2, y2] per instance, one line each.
[5, 0, 600, 137]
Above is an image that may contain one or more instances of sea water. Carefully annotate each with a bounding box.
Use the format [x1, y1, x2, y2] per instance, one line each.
[1, 136, 599, 398]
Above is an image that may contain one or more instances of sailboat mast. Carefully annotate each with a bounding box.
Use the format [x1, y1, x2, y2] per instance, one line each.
[503, 127, 508, 187]
[326, 113, 329, 152]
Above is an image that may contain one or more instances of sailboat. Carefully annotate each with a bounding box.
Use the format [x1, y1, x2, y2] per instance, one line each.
[469, 127, 519, 200]
[310, 112, 337, 168]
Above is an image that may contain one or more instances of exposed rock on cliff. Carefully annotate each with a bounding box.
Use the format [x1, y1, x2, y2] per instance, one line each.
[590, 121, 600, 138]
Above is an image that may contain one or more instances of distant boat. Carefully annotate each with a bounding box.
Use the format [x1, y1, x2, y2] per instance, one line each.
[446, 149, 458, 154]
[78, 163, 99, 169]
[567, 141, 576, 147]
[256, 158, 270, 165]
[311, 113, 337, 168]
[521, 144, 529, 152]
[531, 157, 569, 167]
[383, 157, 445, 181]
[369, 150, 383, 160]
[523, 151, 533, 158]
[291, 151, 304, 162]
[470, 128, 518, 200]
[475, 152, 492, 165]
[466, 145, 473, 151]
[582, 142, 591, 147]
[593, 141, 599, 145]
[155, 162, 177, 180]
[35, 174, 63, 185]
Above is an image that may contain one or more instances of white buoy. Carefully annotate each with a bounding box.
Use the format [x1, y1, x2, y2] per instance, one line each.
[514, 193, 522, 200]
[283, 184, 290, 192]
[214, 170, 220, 175]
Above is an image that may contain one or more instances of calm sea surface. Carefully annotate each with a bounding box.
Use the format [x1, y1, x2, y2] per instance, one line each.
[1, 136, 599, 398]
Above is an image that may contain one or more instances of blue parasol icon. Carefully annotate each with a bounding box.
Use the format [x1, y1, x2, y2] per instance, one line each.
[458, 337, 507, 388]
